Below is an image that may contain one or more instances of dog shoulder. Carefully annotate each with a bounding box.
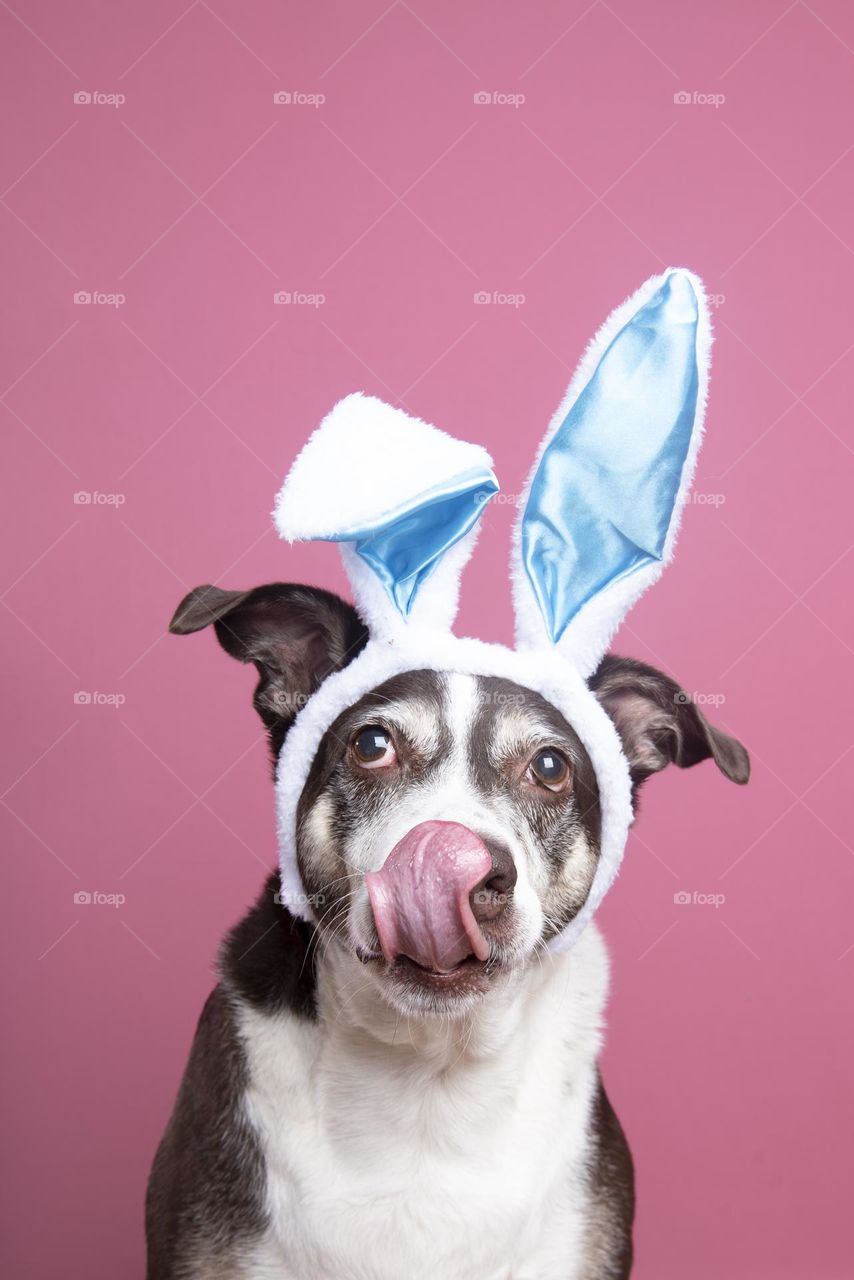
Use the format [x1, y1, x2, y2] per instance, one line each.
[568, 928, 635, 1277]
[146, 876, 320, 1278]
[579, 1075, 635, 1279]
[145, 984, 267, 1278]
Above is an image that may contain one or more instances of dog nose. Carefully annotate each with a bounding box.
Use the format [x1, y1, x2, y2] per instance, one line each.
[470, 841, 517, 925]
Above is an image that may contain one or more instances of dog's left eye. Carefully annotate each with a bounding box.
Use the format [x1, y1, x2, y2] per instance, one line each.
[528, 748, 571, 792]
[351, 725, 397, 769]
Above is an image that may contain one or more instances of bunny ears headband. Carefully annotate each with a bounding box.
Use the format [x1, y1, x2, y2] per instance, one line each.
[273, 268, 711, 953]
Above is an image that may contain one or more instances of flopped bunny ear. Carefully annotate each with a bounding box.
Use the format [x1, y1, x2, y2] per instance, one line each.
[512, 269, 711, 677]
[274, 393, 498, 637]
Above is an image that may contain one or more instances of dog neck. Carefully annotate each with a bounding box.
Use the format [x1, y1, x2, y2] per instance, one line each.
[315, 929, 606, 1075]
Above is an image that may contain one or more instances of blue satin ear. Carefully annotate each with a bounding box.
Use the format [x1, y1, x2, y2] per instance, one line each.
[321, 467, 498, 617]
[521, 270, 701, 643]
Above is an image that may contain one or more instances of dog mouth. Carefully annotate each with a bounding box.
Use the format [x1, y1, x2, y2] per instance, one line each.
[363, 820, 493, 967]
[356, 946, 493, 997]
[349, 822, 515, 1003]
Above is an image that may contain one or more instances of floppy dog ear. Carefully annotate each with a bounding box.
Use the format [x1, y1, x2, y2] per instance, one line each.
[589, 655, 749, 788]
[169, 583, 368, 752]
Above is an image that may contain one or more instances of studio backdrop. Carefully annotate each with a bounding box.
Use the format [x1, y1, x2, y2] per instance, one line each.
[2, 2, 852, 1277]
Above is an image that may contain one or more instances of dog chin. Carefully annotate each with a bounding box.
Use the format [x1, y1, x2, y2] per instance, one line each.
[354, 948, 511, 1018]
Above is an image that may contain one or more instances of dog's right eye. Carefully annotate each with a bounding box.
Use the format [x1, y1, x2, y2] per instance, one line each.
[351, 725, 397, 769]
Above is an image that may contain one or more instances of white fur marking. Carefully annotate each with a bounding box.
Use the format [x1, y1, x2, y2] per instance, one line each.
[240, 926, 611, 1280]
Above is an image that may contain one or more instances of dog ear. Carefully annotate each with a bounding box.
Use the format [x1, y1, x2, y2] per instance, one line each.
[169, 583, 368, 754]
[589, 654, 749, 788]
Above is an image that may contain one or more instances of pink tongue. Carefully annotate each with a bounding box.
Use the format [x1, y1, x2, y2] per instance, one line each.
[365, 821, 492, 973]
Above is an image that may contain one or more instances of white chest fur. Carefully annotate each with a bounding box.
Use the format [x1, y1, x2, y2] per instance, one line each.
[238, 925, 610, 1280]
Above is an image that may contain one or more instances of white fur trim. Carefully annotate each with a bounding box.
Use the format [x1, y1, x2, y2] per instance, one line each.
[511, 268, 712, 678]
[273, 392, 495, 541]
[338, 516, 487, 643]
[274, 392, 496, 641]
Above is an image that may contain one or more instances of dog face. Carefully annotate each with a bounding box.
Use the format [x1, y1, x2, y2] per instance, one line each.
[295, 669, 601, 1014]
[171, 583, 749, 1017]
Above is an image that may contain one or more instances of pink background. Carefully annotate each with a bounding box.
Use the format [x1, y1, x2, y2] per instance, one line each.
[2, 2, 853, 1276]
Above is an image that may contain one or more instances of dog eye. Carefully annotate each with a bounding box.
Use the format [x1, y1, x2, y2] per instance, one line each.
[351, 725, 397, 769]
[528, 748, 571, 792]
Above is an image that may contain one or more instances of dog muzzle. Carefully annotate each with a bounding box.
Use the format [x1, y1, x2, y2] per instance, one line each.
[365, 821, 492, 972]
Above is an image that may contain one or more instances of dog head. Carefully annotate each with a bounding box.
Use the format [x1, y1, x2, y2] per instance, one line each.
[171, 271, 750, 1015]
[171, 582, 748, 1016]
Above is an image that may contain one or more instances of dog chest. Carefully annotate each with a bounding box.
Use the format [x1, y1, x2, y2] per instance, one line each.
[238, 970, 603, 1280]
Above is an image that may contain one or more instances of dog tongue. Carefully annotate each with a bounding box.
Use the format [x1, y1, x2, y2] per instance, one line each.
[365, 821, 492, 973]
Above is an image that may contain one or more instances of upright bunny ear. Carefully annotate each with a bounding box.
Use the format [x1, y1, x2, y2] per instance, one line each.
[275, 393, 498, 637]
[512, 269, 711, 677]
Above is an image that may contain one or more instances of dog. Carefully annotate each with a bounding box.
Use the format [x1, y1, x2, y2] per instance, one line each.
[145, 579, 749, 1280]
